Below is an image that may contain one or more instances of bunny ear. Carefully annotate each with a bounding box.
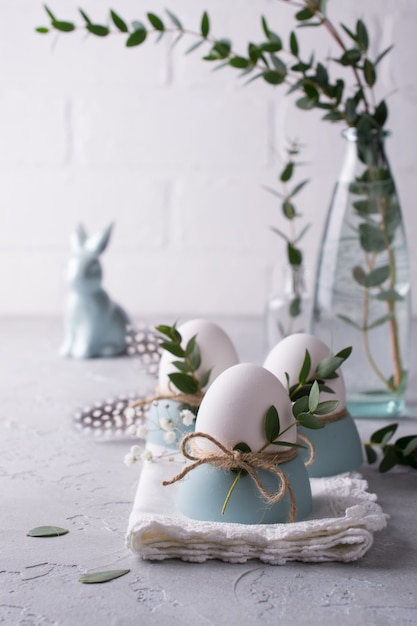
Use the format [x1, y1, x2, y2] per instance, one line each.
[71, 223, 88, 253]
[85, 223, 114, 255]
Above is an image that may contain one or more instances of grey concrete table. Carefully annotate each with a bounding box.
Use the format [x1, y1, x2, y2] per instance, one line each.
[1, 317, 417, 626]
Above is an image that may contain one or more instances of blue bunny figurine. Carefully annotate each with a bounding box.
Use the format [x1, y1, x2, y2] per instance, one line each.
[60, 223, 130, 359]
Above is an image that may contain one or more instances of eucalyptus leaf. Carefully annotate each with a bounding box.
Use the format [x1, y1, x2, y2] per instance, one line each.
[233, 441, 252, 453]
[370, 423, 398, 444]
[27, 526, 69, 537]
[147, 13, 164, 31]
[199, 369, 212, 389]
[79, 569, 130, 584]
[364, 444, 377, 464]
[111, 10, 128, 32]
[159, 341, 185, 358]
[264, 405, 280, 442]
[337, 313, 362, 330]
[379, 448, 399, 473]
[315, 356, 343, 379]
[308, 380, 320, 413]
[292, 396, 309, 418]
[296, 412, 325, 429]
[298, 349, 311, 385]
[52, 20, 75, 33]
[366, 313, 394, 331]
[126, 28, 147, 47]
[87, 24, 109, 37]
[168, 373, 199, 395]
[165, 9, 183, 30]
[314, 400, 339, 415]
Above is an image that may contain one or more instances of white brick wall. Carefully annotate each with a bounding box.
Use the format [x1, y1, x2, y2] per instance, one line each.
[0, 0, 416, 317]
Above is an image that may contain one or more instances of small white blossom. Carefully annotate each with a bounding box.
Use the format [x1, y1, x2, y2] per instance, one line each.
[141, 448, 153, 462]
[135, 424, 148, 439]
[127, 424, 138, 436]
[164, 431, 177, 445]
[124, 406, 136, 420]
[130, 445, 142, 458]
[160, 417, 174, 431]
[123, 452, 136, 467]
[180, 409, 195, 426]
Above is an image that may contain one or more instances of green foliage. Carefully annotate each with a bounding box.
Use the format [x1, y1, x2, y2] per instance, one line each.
[79, 569, 130, 584]
[156, 323, 210, 395]
[27, 526, 69, 537]
[364, 424, 417, 472]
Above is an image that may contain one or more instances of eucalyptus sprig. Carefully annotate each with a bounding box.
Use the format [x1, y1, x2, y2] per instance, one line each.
[285, 346, 352, 404]
[364, 423, 417, 473]
[37, 3, 406, 398]
[267, 140, 310, 337]
[222, 380, 334, 515]
[37, 3, 390, 135]
[156, 323, 211, 396]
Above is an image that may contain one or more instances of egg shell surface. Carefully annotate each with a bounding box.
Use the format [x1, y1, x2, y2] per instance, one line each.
[158, 319, 239, 394]
[195, 362, 295, 452]
[263, 333, 346, 414]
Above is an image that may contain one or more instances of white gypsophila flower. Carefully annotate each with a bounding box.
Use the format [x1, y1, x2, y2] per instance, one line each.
[135, 424, 148, 439]
[130, 445, 142, 458]
[123, 452, 136, 467]
[124, 406, 136, 420]
[127, 424, 138, 436]
[164, 431, 177, 445]
[160, 417, 174, 431]
[141, 448, 153, 462]
[180, 409, 195, 426]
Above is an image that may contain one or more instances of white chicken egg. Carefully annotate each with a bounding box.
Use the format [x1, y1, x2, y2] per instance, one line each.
[158, 319, 239, 394]
[263, 333, 346, 415]
[195, 363, 295, 452]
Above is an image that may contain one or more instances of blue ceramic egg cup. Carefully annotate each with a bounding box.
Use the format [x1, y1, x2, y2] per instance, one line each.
[178, 453, 312, 524]
[298, 412, 363, 478]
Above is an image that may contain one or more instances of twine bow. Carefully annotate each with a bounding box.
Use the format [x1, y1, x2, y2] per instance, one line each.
[163, 431, 298, 522]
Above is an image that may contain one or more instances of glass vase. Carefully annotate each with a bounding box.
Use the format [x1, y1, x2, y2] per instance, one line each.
[266, 264, 312, 349]
[312, 128, 411, 418]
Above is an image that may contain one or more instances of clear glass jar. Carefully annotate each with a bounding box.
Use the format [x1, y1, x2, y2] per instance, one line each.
[312, 128, 411, 418]
[266, 264, 312, 349]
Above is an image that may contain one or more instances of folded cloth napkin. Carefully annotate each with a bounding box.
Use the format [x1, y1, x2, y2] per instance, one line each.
[126, 444, 388, 565]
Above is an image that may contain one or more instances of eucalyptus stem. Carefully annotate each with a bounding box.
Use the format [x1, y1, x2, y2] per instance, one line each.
[221, 471, 242, 516]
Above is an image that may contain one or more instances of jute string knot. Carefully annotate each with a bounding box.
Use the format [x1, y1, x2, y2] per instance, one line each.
[130, 385, 204, 410]
[163, 431, 299, 522]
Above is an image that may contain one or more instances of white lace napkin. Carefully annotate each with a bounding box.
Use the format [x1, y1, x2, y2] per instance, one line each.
[126, 444, 388, 564]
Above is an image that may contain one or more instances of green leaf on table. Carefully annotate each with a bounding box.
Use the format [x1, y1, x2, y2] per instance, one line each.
[36, 27, 49, 33]
[79, 569, 130, 584]
[379, 447, 399, 473]
[364, 444, 377, 464]
[263, 70, 286, 85]
[27, 526, 69, 537]
[229, 56, 250, 68]
[295, 8, 314, 21]
[364, 58, 376, 86]
[264, 405, 280, 442]
[370, 423, 398, 445]
[338, 48, 362, 66]
[396, 435, 417, 456]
